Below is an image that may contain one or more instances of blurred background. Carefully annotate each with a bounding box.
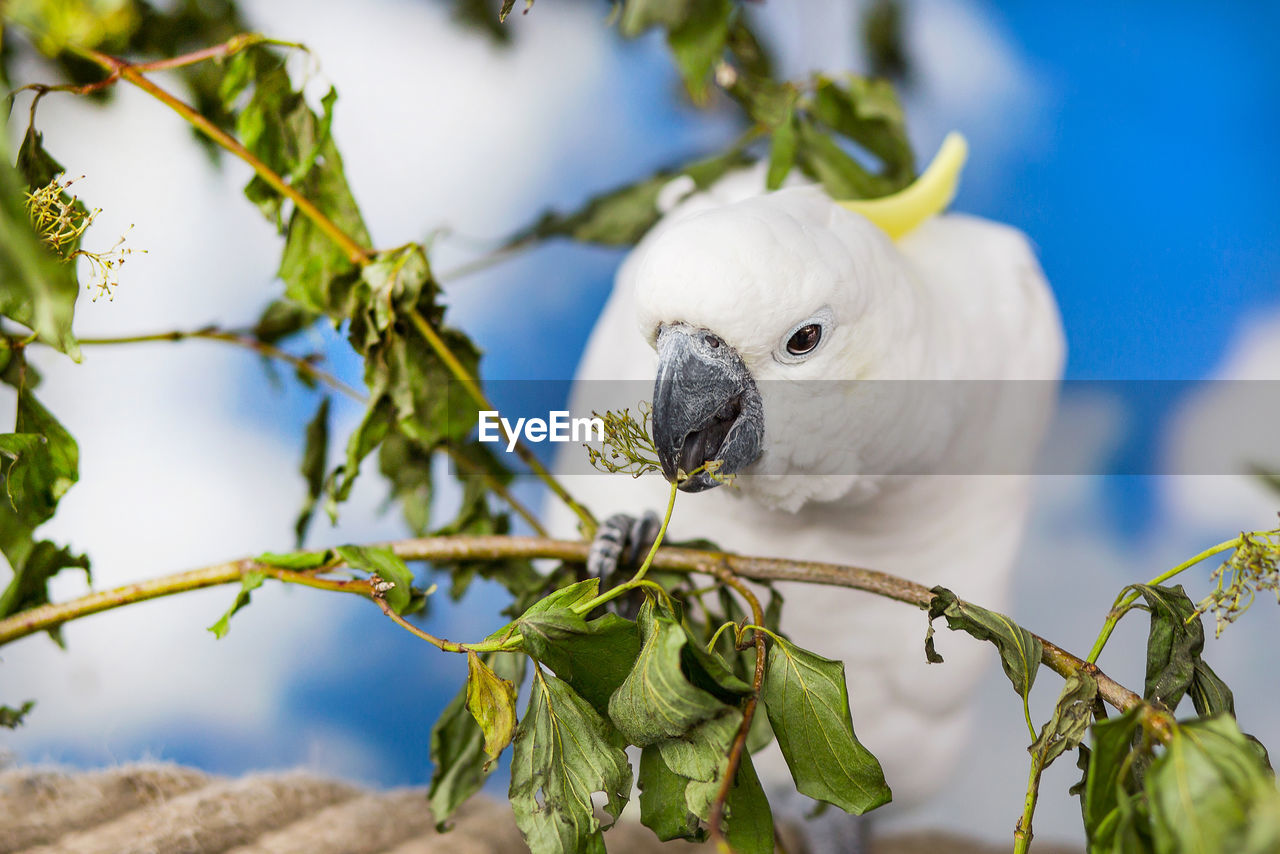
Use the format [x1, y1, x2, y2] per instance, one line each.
[3, 0, 1279, 846]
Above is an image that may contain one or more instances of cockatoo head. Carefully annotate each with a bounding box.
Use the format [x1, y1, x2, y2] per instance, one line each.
[634, 186, 939, 507]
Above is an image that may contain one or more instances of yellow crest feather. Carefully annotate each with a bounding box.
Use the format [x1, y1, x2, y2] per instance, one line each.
[838, 132, 968, 240]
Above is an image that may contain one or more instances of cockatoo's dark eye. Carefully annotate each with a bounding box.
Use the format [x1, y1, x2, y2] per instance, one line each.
[786, 324, 821, 355]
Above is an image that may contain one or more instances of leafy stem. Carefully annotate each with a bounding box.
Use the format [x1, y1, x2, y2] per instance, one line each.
[575, 480, 680, 614]
[14, 26, 595, 538]
[74, 326, 364, 402]
[374, 594, 465, 653]
[61, 41, 373, 265]
[705, 560, 768, 851]
[406, 306, 597, 535]
[1084, 534, 1246, 664]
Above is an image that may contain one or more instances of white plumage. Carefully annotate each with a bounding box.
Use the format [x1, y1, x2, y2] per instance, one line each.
[549, 162, 1065, 811]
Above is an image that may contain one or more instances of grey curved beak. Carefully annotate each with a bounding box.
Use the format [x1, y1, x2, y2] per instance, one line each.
[651, 324, 764, 492]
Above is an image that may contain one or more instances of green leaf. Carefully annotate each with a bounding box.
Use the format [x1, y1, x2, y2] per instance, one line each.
[294, 396, 330, 546]
[252, 298, 319, 345]
[1147, 714, 1280, 854]
[207, 570, 267, 639]
[766, 113, 798, 190]
[795, 118, 893, 200]
[328, 247, 481, 515]
[730, 75, 797, 128]
[0, 700, 36, 728]
[276, 182, 364, 315]
[522, 612, 641, 714]
[0, 540, 90, 645]
[1128, 583, 1207, 712]
[0, 132, 80, 356]
[1188, 658, 1236, 718]
[255, 549, 333, 570]
[7, 389, 78, 527]
[519, 577, 599, 612]
[665, 0, 733, 104]
[510, 667, 631, 854]
[429, 651, 526, 829]
[618, 0, 695, 38]
[377, 431, 435, 536]
[1080, 706, 1148, 849]
[724, 17, 773, 79]
[809, 74, 915, 187]
[218, 46, 370, 315]
[723, 751, 774, 854]
[336, 544, 416, 614]
[1029, 670, 1098, 772]
[638, 745, 703, 841]
[18, 124, 67, 191]
[660, 709, 742, 818]
[926, 586, 1042, 706]
[465, 650, 519, 769]
[517, 146, 751, 247]
[0, 386, 86, 636]
[761, 635, 891, 814]
[5, 0, 139, 54]
[329, 395, 393, 510]
[608, 598, 730, 747]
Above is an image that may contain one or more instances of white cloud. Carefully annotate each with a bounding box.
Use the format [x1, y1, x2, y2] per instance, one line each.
[1162, 310, 1280, 529]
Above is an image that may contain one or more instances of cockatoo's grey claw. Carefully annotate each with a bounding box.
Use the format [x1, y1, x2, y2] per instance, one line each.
[586, 511, 660, 615]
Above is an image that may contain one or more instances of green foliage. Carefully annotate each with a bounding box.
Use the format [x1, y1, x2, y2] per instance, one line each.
[1, 129, 82, 357]
[509, 667, 632, 854]
[638, 745, 702, 840]
[926, 586, 1042, 706]
[0, 374, 90, 644]
[762, 634, 892, 814]
[608, 598, 738, 746]
[5, 0, 138, 55]
[1123, 583, 1237, 715]
[428, 651, 526, 829]
[335, 544, 417, 615]
[514, 146, 751, 248]
[207, 570, 266, 639]
[1030, 671, 1098, 773]
[0, 699, 37, 728]
[861, 0, 911, 81]
[514, 610, 640, 714]
[218, 47, 369, 310]
[498, 0, 915, 251]
[1079, 709, 1280, 853]
[465, 650, 519, 768]
[1146, 715, 1280, 852]
[5, 10, 1280, 854]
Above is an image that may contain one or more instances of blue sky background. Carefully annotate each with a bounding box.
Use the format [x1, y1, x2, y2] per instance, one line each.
[6, 0, 1279, 845]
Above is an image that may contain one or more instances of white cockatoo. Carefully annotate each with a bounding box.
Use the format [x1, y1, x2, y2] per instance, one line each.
[547, 134, 1065, 837]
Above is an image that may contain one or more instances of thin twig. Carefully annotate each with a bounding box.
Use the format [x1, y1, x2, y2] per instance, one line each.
[1085, 535, 1242, 663]
[65, 43, 372, 265]
[443, 445, 549, 536]
[374, 595, 464, 652]
[706, 562, 768, 851]
[72, 327, 365, 403]
[0, 536, 1144, 717]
